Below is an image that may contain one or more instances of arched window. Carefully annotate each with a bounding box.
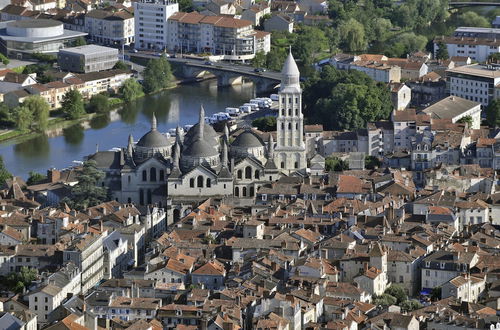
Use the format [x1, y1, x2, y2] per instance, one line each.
[295, 108, 298, 116]
[294, 161, 299, 168]
[245, 166, 252, 179]
[235, 187, 239, 197]
[242, 187, 247, 196]
[281, 123, 284, 130]
[142, 170, 147, 181]
[206, 178, 211, 187]
[288, 108, 292, 116]
[281, 162, 285, 168]
[237, 170, 242, 179]
[190, 178, 195, 188]
[288, 123, 292, 129]
[139, 189, 144, 205]
[127, 197, 131, 203]
[250, 187, 255, 197]
[150, 167, 156, 181]
[296, 123, 299, 129]
[254, 170, 260, 179]
[147, 189, 152, 204]
[159, 170, 164, 181]
[197, 175, 204, 188]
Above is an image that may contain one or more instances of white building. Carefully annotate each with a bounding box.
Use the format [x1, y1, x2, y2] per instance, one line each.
[441, 274, 486, 303]
[447, 64, 500, 107]
[133, 0, 179, 51]
[422, 96, 482, 129]
[103, 230, 130, 280]
[85, 9, 135, 46]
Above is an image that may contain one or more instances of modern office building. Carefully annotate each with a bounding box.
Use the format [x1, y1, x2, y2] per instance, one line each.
[133, 0, 179, 51]
[0, 19, 87, 59]
[58, 45, 119, 73]
[446, 64, 500, 107]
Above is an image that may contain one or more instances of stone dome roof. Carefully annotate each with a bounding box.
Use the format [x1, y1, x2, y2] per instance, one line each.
[183, 138, 218, 158]
[232, 130, 264, 148]
[136, 130, 169, 148]
[184, 122, 218, 144]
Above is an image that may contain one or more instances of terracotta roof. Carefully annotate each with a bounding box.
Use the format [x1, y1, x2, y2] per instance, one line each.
[192, 260, 225, 276]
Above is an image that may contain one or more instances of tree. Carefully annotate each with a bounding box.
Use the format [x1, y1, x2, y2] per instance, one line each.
[457, 11, 490, 28]
[178, 0, 193, 12]
[120, 78, 144, 103]
[325, 156, 348, 171]
[338, 18, 366, 52]
[5, 267, 37, 293]
[388, 33, 427, 58]
[113, 61, 128, 70]
[457, 115, 473, 127]
[489, 53, 500, 63]
[61, 160, 108, 210]
[365, 155, 381, 170]
[12, 106, 33, 131]
[0, 53, 9, 65]
[252, 116, 277, 131]
[292, 26, 328, 65]
[435, 41, 449, 60]
[373, 293, 397, 307]
[74, 37, 87, 46]
[61, 89, 85, 119]
[384, 285, 408, 304]
[400, 299, 423, 311]
[485, 99, 500, 128]
[88, 94, 109, 114]
[430, 287, 441, 301]
[143, 56, 173, 94]
[252, 51, 267, 68]
[0, 156, 11, 187]
[23, 96, 50, 131]
[26, 171, 47, 185]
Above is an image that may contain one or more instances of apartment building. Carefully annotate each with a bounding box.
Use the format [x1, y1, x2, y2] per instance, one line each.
[167, 12, 271, 60]
[133, 0, 179, 51]
[63, 233, 105, 294]
[447, 64, 500, 107]
[28, 263, 81, 326]
[435, 27, 500, 63]
[85, 9, 135, 46]
[58, 45, 119, 73]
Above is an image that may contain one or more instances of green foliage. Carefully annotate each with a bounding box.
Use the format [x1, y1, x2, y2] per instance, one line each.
[0, 103, 14, 128]
[61, 160, 108, 210]
[26, 171, 47, 185]
[22, 63, 55, 83]
[31, 52, 57, 63]
[431, 287, 441, 301]
[384, 285, 408, 304]
[120, 78, 144, 103]
[303, 66, 392, 130]
[252, 116, 277, 132]
[61, 89, 85, 119]
[0, 156, 12, 187]
[489, 53, 500, 63]
[435, 41, 449, 60]
[387, 33, 427, 58]
[88, 94, 109, 114]
[0, 53, 9, 65]
[23, 96, 50, 131]
[485, 99, 500, 128]
[400, 299, 423, 311]
[73, 37, 87, 46]
[365, 155, 381, 170]
[113, 61, 128, 70]
[12, 106, 33, 131]
[252, 51, 267, 68]
[178, 0, 193, 12]
[373, 293, 397, 307]
[292, 26, 329, 65]
[143, 57, 173, 94]
[338, 18, 366, 53]
[457, 11, 490, 28]
[4, 267, 37, 293]
[325, 156, 348, 171]
[457, 115, 473, 127]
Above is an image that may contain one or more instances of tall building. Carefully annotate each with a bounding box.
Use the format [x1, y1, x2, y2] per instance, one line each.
[133, 0, 179, 51]
[274, 50, 306, 173]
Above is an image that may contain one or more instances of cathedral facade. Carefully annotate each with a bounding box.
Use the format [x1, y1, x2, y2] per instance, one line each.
[88, 51, 307, 219]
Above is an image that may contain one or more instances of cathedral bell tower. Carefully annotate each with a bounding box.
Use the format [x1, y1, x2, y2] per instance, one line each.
[274, 49, 306, 173]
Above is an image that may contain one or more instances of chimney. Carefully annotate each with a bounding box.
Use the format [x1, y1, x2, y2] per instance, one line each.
[47, 168, 60, 183]
[99, 220, 103, 233]
[364, 262, 369, 272]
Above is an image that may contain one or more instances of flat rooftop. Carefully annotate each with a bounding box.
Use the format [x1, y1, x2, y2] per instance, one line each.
[422, 96, 480, 119]
[59, 44, 118, 56]
[0, 21, 87, 43]
[446, 64, 500, 79]
[7, 19, 60, 28]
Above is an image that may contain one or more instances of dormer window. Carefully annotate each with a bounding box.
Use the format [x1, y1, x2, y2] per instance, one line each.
[440, 262, 445, 269]
[424, 145, 428, 151]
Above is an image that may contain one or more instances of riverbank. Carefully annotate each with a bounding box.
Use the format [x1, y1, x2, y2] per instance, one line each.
[0, 75, 215, 144]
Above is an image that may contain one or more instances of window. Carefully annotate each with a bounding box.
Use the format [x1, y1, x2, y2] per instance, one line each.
[190, 178, 195, 188]
[206, 178, 211, 187]
[245, 166, 252, 179]
[254, 170, 260, 179]
[159, 170, 164, 181]
[142, 170, 147, 181]
[237, 170, 242, 179]
[150, 167, 156, 181]
[139, 189, 144, 205]
[235, 187, 239, 196]
[197, 176, 204, 188]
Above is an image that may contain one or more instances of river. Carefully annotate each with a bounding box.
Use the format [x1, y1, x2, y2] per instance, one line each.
[0, 80, 258, 178]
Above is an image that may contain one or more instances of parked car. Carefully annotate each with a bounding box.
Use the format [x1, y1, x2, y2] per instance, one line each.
[205, 61, 214, 65]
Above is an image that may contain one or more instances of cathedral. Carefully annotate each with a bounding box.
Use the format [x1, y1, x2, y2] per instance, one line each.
[88, 51, 307, 219]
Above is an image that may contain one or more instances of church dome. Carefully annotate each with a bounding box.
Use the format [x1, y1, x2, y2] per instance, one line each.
[137, 130, 169, 148]
[183, 139, 218, 158]
[232, 130, 264, 148]
[184, 122, 218, 145]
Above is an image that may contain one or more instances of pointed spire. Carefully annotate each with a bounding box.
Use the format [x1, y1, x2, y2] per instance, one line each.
[268, 134, 274, 158]
[175, 126, 182, 146]
[173, 141, 180, 168]
[151, 113, 157, 130]
[221, 139, 228, 167]
[224, 124, 229, 142]
[127, 134, 134, 157]
[197, 104, 205, 139]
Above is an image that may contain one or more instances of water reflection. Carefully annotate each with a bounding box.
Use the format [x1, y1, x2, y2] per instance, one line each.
[89, 114, 111, 130]
[63, 124, 84, 145]
[119, 103, 140, 124]
[14, 134, 50, 158]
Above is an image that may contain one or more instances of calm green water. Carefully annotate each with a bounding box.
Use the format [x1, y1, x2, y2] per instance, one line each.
[0, 80, 257, 177]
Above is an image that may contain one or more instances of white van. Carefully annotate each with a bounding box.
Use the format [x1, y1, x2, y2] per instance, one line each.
[214, 112, 230, 121]
[244, 103, 259, 111]
[225, 107, 240, 116]
[239, 105, 252, 114]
